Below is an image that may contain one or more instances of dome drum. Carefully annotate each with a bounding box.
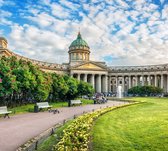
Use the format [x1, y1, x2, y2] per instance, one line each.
[69, 46, 90, 51]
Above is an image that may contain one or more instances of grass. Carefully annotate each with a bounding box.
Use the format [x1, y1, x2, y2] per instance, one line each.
[80, 98, 94, 104]
[2, 98, 94, 115]
[37, 120, 73, 151]
[8, 102, 68, 115]
[91, 97, 168, 151]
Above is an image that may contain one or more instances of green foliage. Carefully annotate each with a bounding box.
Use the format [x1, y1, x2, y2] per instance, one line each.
[52, 104, 133, 151]
[78, 81, 94, 97]
[128, 85, 163, 96]
[63, 76, 79, 100]
[0, 56, 94, 106]
[51, 74, 69, 101]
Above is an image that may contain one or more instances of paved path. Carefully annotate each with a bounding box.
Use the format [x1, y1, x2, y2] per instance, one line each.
[0, 101, 127, 151]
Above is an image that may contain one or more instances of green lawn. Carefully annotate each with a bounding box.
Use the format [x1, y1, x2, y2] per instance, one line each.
[3, 98, 94, 115]
[92, 97, 168, 151]
[8, 102, 68, 115]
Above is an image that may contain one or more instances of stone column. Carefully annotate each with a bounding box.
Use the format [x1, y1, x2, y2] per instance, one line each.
[102, 75, 105, 92]
[115, 76, 118, 92]
[96, 75, 101, 93]
[108, 76, 111, 92]
[103, 75, 108, 92]
[128, 76, 131, 89]
[161, 74, 163, 89]
[98, 75, 102, 92]
[141, 75, 144, 86]
[91, 74, 95, 89]
[116, 76, 118, 89]
[84, 74, 87, 82]
[122, 76, 125, 93]
[135, 76, 138, 86]
[154, 75, 157, 87]
[148, 75, 151, 86]
[150, 75, 154, 86]
[77, 74, 80, 81]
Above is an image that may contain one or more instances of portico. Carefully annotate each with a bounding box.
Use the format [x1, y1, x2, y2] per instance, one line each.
[70, 66, 108, 93]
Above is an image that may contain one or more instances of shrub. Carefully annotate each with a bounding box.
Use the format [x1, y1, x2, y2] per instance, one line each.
[128, 85, 163, 96]
[52, 104, 136, 151]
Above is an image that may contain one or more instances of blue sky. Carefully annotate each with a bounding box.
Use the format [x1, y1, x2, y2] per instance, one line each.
[0, 0, 168, 66]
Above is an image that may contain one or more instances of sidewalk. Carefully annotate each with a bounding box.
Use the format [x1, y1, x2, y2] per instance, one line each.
[0, 101, 126, 151]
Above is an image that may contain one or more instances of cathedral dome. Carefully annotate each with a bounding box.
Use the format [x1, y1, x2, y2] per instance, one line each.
[68, 32, 90, 63]
[69, 32, 90, 51]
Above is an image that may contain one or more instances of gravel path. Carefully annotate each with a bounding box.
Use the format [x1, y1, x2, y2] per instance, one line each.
[0, 100, 127, 151]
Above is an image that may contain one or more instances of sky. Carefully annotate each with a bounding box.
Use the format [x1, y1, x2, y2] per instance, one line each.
[0, 0, 168, 66]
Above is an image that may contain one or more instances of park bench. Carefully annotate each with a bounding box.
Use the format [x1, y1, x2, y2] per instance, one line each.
[36, 102, 52, 112]
[70, 100, 82, 106]
[0, 106, 12, 118]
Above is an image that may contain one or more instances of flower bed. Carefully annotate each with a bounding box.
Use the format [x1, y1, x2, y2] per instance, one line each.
[53, 102, 138, 151]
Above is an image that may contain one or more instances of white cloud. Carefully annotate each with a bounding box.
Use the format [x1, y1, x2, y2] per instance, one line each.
[50, 2, 70, 19]
[0, 0, 4, 7]
[160, 0, 165, 5]
[162, 4, 168, 19]
[27, 12, 55, 27]
[0, 0, 15, 7]
[59, 1, 80, 10]
[115, 0, 129, 9]
[8, 24, 69, 63]
[0, 29, 4, 35]
[0, 10, 13, 25]
[2, 0, 168, 66]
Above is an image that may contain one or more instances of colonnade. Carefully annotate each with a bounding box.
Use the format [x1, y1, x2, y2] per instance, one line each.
[72, 72, 168, 93]
[109, 74, 168, 93]
[71, 73, 108, 93]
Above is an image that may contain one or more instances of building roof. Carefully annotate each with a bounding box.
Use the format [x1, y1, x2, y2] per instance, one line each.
[0, 37, 8, 43]
[69, 32, 89, 50]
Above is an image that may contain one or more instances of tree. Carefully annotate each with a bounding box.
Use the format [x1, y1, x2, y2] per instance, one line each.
[77, 81, 94, 97]
[128, 85, 163, 96]
[64, 75, 78, 100]
[51, 74, 69, 101]
[0, 56, 95, 107]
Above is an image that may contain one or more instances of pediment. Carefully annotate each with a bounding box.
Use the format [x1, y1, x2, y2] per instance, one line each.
[73, 62, 107, 70]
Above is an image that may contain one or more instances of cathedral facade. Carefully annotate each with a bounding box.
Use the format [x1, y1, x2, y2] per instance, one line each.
[0, 33, 168, 93]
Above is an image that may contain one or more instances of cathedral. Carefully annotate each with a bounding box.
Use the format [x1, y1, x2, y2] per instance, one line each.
[0, 33, 168, 93]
